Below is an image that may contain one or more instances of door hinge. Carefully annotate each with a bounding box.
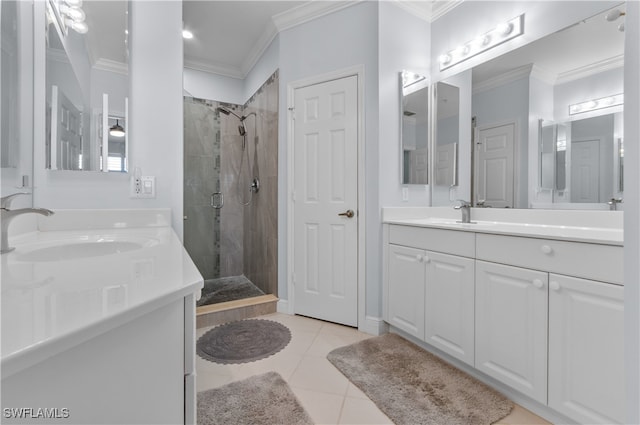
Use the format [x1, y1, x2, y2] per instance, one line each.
[289, 107, 295, 120]
[291, 191, 296, 202]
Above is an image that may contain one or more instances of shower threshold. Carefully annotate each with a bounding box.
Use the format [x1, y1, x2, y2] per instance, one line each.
[196, 294, 278, 328]
[197, 275, 264, 306]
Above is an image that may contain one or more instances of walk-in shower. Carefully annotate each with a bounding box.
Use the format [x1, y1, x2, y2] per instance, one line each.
[183, 71, 279, 308]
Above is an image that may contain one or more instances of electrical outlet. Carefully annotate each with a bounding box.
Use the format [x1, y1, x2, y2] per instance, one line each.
[402, 187, 409, 202]
[130, 175, 155, 198]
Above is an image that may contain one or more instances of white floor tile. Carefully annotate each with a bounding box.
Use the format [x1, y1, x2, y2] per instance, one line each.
[292, 387, 345, 425]
[338, 396, 393, 425]
[289, 356, 350, 396]
[306, 331, 370, 358]
[345, 383, 369, 400]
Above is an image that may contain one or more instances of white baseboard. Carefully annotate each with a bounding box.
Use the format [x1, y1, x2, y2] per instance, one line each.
[359, 316, 389, 336]
[276, 299, 290, 314]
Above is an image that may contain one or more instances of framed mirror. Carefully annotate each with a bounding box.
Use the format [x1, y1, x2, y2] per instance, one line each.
[432, 3, 625, 209]
[400, 70, 429, 185]
[45, 0, 129, 172]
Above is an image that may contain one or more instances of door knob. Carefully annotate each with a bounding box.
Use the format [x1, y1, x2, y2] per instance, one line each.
[338, 209, 355, 218]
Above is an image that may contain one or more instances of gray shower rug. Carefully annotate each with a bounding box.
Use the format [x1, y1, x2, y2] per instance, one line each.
[197, 372, 313, 425]
[328, 333, 514, 425]
[197, 319, 291, 364]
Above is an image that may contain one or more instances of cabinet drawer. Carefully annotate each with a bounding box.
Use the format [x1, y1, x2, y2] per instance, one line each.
[476, 234, 623, 285]
[389, 225, 475, 258]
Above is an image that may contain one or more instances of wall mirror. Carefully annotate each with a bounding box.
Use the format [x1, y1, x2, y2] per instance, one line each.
[400, 70, 429, 185]
[433, 81, 460, 196]
[433, 3, 625, 209]
[45, 0, 129, 172]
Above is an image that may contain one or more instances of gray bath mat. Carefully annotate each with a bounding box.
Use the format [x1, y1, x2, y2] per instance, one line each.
[328, 333, 513, 425]
[197, 372, 313, 425]
[197, 319, 291, 364]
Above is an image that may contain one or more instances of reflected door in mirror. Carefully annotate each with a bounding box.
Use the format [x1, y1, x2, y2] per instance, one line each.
[400, 71, 429, 185]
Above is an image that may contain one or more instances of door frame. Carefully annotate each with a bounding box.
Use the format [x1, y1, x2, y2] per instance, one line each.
[474, 120, 519, 207]
[286, 65, 366, 330]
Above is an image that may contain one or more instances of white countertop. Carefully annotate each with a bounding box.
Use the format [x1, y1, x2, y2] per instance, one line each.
[382, 207, 623, 246]
[1, 210, 203, 378]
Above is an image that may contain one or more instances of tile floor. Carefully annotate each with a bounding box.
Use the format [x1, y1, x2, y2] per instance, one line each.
[196, 312, 552, 425]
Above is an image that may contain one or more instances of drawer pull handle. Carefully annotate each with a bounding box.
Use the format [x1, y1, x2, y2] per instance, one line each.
[550, 281, 561, 291]
[416, 255, 423, 262]
[541, 245, 553, 255]
[532, 279, 544, 289]
[424, 256, 430, 263]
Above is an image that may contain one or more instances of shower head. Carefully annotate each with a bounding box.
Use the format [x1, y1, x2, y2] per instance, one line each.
[238, 124, 246, 136]
[216, 106, 243, 121]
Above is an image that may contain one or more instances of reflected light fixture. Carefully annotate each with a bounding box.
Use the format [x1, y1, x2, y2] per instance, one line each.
[182, 29, 194, 39]
[605, 8, 626, 32]
[109, 120, 125, 138]
[57, 0, 88, 34]
[569, 94, 623, 115]
[438, 14, 524, 71]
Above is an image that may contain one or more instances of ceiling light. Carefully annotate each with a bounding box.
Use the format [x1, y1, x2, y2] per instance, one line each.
[438, 14, 524, 71]
[109, 120, 125, 137]
[182, 29, 194, 39]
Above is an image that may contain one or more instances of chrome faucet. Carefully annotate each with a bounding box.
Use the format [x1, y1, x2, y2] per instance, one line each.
[608, 198, 623, 211]
[1, 193, 54, 254]
[454, 200, 472, 224]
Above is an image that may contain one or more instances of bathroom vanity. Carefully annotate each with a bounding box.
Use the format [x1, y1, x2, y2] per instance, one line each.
[383, 207, 624, 424]
[1, 209, 203, 425]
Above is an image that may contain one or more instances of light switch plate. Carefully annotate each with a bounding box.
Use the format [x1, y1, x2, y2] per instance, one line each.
[131, 176, 156, 198]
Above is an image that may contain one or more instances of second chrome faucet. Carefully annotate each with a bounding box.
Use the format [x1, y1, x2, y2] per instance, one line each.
[454, 200, 472, 224]
[1, 193, 54, 254]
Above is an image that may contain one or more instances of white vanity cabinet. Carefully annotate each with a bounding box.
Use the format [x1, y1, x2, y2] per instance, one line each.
[385, 225, 475, 365]
[476, 233, 624, 424]
[475, 261, 548, 403]
[548, 274, 624, 424]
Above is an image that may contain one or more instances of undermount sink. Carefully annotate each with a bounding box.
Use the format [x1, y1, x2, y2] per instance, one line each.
[13, 235, 159, 262]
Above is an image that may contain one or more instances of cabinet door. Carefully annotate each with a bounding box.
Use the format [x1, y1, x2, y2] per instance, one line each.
[548, 274, 624, 424]
[475, 261, 548, 403]
[425, 252, 475, 366]
[387, 244, 426, 339]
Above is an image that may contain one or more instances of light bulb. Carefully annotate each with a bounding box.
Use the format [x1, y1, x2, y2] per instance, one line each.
[182, 29, 194, 39]
[496, 22, 513, 36]
[61, 5, 85, 22]
[476, 34, 491, 47]
[586, 100, 597, 110]
[66, 19, 88, 34]
[618, 22, 625, 32]
[605, 9, 624, 22]
[439, 54, 451, 65]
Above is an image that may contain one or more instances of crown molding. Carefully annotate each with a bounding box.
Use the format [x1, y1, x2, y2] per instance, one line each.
[184, 58, 244, 80]
[240, 20, 278, 77]
[393, 1, 432, 23]
[473, 64, 532, 95]
[431, 0, 464, 21]
[93, 58, 128, 75]
[530, 65, 556, 86]
[555, 54, 624, 85]
[272, 1, 360, 32]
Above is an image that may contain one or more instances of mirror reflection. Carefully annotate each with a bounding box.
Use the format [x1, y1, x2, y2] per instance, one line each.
[400, 71, 429, 185]
[45, 0, 128, 172]
[435, 4, 625, 209]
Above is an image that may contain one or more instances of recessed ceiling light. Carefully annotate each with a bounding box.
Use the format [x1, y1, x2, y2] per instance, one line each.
[182, 29, 194, 40]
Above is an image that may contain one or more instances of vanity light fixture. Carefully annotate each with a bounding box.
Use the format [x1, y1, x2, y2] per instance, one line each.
[109, 120, 125, 138]
[50, 0, 88, 35]
[569, 94, 623, 115]
[402, 71, 426, 88]
[438, 14, 524, 71]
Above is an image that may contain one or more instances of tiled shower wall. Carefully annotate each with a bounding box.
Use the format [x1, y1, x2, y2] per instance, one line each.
[243, 71, 279, 295]
[183, 70, 278, 296]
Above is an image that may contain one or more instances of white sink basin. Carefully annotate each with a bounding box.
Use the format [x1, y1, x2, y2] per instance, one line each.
[13, 235, 159, 262]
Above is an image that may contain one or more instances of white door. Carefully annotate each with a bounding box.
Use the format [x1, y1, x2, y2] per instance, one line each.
[476, 123, 515, 208]
[387, 244, 426, 339]
[475, 260, 548, 403]
[51, 85, 82, 170]
[293, 75, 358, 327]
[435, 143, 456, 186]
[548, 274, 624, 424]
[571, 139, 600, 203]
[424, 252, 474, 366]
